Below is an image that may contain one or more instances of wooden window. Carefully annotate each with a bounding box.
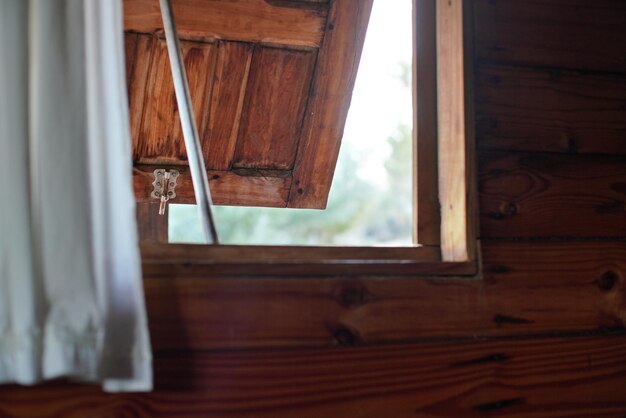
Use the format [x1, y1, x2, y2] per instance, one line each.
[133, 0, 476, 274]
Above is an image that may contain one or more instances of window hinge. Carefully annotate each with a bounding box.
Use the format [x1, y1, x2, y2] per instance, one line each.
[151, 169, 179, 215]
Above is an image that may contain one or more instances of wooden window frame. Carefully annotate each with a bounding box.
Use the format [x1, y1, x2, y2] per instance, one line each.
[140, 0, 477, 277]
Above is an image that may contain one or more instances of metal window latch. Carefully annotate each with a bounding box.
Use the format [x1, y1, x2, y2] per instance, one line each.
[151, 169, 179, 215]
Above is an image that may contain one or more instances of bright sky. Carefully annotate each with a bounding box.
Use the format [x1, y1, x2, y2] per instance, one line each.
[340, 0, 413, 186]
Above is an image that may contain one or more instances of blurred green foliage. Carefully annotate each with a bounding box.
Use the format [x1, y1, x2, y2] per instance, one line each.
[169, 60, 413, 246]
[169, 121, 412, 246]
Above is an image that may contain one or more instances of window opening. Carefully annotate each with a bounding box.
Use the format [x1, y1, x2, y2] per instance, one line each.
[168, 0, 414, 246]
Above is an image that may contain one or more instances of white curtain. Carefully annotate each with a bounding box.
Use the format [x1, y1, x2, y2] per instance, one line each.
[0, 0, 152, 391]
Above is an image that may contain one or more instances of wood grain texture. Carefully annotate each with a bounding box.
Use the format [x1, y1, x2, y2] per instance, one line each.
[126, 1, 372, 208]
[203, 41, 253, 170]
[463, 0, 479, 263]
[136, 202, 168, 243]
[233, 46, 316, 170]
[474, 0, 626, 73]
[139, 241, 626, 350]
[125, 33, 153, 153]
[437, 0, 468, 261]
[481, 240, 626, 335]
[476, 65, 626, 155]
[140, 242, 472, 278]
[133, 165, 291, 207]
[288, 0, 374, 208]
[479, 151, 626, 238]
[124, 32, 139, 94]
[124, 0, 329, 48]
[135, 37, 216, 165]
[3, 335, 626, 417]
[414, 0, 440, 246]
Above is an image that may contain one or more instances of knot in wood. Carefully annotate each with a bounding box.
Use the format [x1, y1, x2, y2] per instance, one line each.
[598, 270, 619, 292]
[333, 327, 360, 346]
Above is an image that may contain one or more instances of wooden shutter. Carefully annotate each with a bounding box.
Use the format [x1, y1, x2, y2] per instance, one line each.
[126, 0, 373, 209]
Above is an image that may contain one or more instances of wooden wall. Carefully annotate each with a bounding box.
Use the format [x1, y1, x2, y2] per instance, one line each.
[2, 0, 626, 416]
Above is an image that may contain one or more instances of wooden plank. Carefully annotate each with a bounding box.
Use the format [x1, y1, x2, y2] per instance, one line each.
[125, 33, 153, 154]
[233, 46, 316, 170]
[203, 41, 253, 170]
[288, 0, 374, 208]
[268, 0, 330, 6]
[478, 151, 626, 238]
[124, 32, 139, 91]
[138, 241, 626, 350]
[474, 0, 626, 73]
[463, 0, 479, 263]
[136, 202, 168, 243]
[135, 36, 217, 165]
[3, 335, 626, 417]
[437, 0, 468, 261]
[140, 242, 470, 278]
[133, 165, 291, 207]
[142, 242, 442, 264]
[123, 0, 328, 48]
[413, 0, 440, 246]
[481, 240, 626, 335]
[476, 65, 626, 155]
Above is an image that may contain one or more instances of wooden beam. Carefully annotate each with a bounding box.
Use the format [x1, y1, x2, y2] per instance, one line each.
[436, 0, 468, 261]
[413, 0, 440, 246]
[140, 242, 473, 279]
[133, 165, 292, 207]
[124, 0, 328, 48]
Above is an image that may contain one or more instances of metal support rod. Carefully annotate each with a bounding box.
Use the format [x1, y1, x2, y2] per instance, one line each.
[158, 0, 219, 244]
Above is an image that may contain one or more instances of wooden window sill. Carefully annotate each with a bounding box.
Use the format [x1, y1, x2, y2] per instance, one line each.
[140, 242, 478, 277]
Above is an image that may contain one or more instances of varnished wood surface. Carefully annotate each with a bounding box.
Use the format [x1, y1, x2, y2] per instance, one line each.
[124, 0, 328, 47]
[141, 241, 442, 263]
[136, 202, 168, 243]
[287, 0, 374, 208]
[141, 241, 626, 351]
[3, 334, 626, 417]
[479, 151, 626, 238]
[414, 0, 440, 246]
[476, 65, 626, 155]
[133, 165, 292, 207]
[437, 0, 468, 261]
[126, 0, 371, 208]
[140, 242, 474, 278]
[474, 0, 626, 73]
[134, 36, 217, 164]
[204, 42, 253, 170]
[233, 46, 316, 170]
[125, 33, 152, 150]
[8, 1, 622, 416]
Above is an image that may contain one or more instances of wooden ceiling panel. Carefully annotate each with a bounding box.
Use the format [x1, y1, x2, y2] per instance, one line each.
[233, 46, 316, 170]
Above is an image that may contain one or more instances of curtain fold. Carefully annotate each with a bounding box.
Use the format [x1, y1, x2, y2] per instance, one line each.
[0, 0, 152, 391]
